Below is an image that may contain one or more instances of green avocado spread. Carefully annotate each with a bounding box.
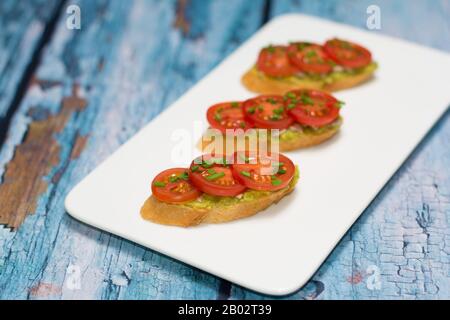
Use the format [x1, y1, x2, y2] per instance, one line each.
[279, 117, 343, 142]
[181, 166, 300, 210]
[256, 62, 377, 86]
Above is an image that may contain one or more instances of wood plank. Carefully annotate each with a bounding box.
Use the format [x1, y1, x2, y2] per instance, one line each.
[0, 0, 61, 116]
[230, 0, 450, 300]
[0, 0, 266, 299]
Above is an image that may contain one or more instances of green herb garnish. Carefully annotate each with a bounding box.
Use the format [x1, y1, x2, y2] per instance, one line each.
[271, 176, 282, 186]
[273, 107, 284, 115]
[306, 50, 317, 58]
[247, 107, 256, 114]
[231, 102, 240, 108]
[180, 171, 189, 180]
[285, 92, 296, 99]
[153, 181, 166, 187]
[270, 114, 282, 120]
[301, 94, 314, 105]
[336, 100, 345, 108]
[191, 165, 199, 172]
[287, 103, 296, 110]
[206, 172, 225, 181]
[202, 160, 214, 168]
[240, 171, 251, 178]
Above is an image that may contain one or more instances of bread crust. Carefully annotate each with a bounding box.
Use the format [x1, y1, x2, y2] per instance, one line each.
[140, 181, 296, 227]
[197, 122, 341, 153]
[241, 67, 375, 95]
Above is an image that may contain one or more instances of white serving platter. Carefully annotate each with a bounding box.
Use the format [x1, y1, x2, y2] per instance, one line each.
[65, 14, 450, 295]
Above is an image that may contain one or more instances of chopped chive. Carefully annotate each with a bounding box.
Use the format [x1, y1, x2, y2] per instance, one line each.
[153, 181, 166, 187]
[267, 98, 276, 104]
[301, 94, 314, 105]
[247, 107, 256, 114]
[205, 172, 225, 181]
[287, 103, 296, 110]
[214, 113, 222, 121]
[202, 160, 214, 168]
[257, 105, 264, 111]
[273, 107, 284, 115]
[285, 92, 296, 99]
[270, 114, 281, 120]
[169, 175, 179, 183]
[297, 42, 310, 50]
[231, 102, 240, 108]
[271, 177, 282, 186]
[278, 169, 286, 174]
[306, 50, 317, 58]
[191, 165, 199, 172]
[207, 168, 216, 174]
[180, 171, 189, 180]
[337, 100, 345, 108]
[240, 171, 251, 178]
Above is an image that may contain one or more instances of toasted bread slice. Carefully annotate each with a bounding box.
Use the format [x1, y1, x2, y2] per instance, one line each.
[141, 168, 299, 227]
[198, 118, 342, 153]
[242, 63, 377, 94]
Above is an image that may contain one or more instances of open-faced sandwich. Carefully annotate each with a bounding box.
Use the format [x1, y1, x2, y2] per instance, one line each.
[242, 38, 377, 94]
[141, 152, 299, 227]
[199, 89, 343, 153]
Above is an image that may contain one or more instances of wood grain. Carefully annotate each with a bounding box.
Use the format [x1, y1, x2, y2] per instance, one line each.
[0, 0, 448, 300]
[0, 85, 86, 228]
[0, 0, 265, 299]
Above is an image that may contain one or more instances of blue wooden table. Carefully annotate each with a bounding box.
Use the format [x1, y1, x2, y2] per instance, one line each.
[0, 0, 449, 300]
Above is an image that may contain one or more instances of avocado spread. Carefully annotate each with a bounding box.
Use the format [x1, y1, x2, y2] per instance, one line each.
[181, 166, 300, 210]
[279, 117, 343, 142]
[256, 62, 377, 86]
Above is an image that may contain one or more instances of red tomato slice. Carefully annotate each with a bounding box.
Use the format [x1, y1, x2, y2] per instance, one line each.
[257, 45, 300, 77]
[231, 152, 295, 191]
[152, 168, 202, 203]
[243, 95, 294, 129]
[189, 154, 246, 197]
[284, 89, 340, 127]
[287, 42, 333, 74]
[324, 38, 372, 69]
[206, 101, 252, 133]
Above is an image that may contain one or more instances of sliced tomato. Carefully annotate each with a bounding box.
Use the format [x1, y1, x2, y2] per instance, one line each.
[284, 89, 340, 127]
[152, 168, 202, 203]
[189, 154, 246, 197]
[287, 42, 333, 74]
[324, 38, 372, 69]
[256, 45, 300, 77]
[206, 101, 252, 133]
[231, 152, 295, 191]
[243, 95, 294, 129]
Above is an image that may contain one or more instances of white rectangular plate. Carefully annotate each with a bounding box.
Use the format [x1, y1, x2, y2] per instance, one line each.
[65, 14, 450, 295]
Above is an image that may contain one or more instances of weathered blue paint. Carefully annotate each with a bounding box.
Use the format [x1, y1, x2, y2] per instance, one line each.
[0, 0, 61, 116]
[0, 0, 449, 300]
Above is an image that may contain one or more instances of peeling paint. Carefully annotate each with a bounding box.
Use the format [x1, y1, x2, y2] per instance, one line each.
[0, 85, 87, 229]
